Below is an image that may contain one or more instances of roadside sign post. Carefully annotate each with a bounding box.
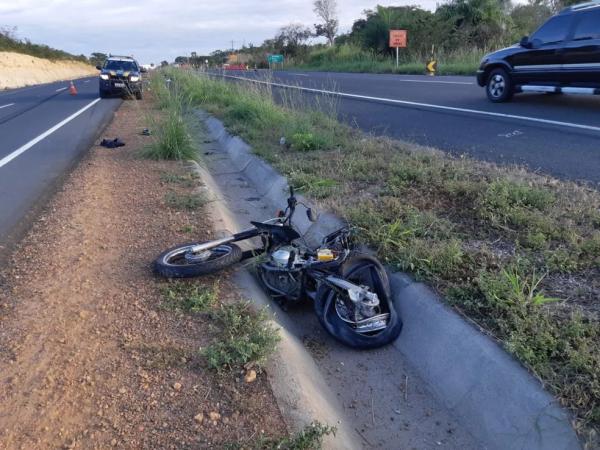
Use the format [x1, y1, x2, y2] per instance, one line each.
[267, 54, 284, 70]
[389, 30, 407, 68]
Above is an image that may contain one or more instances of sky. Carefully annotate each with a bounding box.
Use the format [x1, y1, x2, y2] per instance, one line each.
[0, 0, 443, 64]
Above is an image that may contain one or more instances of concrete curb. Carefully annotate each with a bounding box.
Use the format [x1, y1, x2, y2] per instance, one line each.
[195, 109, 581, 450]
[187, 158, 360, 450]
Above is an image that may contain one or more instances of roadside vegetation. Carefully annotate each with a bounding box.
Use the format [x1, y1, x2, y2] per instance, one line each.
[225, 421, 336, 450]
[160, 67, 600, 445]
[143, 75, 197, 160]
[293, 44, 481, 75]
[183, 0, 565, 75]
[0, 26, 88, 62]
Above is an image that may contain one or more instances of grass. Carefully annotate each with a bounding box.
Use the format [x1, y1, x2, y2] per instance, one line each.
[159, 281, 280, 371]
[204, 302, 280, 371]
[161, 281, 219, 313]
[143, 75, 197, 160]
[160, 67, 600, 444]
[165, 191, 208, 210]
[225, 421, 336, 450]
[160, 171, 197, 187]
[289, 44, 481, 75]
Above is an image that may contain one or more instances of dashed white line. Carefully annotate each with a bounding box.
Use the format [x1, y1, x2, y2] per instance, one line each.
[0, 98, 101, 170]
[220, 73, 600, 133]
[56, 87, 67, 92]
[0, 103, 14, 109]
[84, 80, 90, 83]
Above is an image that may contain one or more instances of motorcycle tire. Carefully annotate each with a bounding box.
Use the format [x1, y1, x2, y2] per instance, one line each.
[314, 254, 402, 349]
[154, 242, 242, 278]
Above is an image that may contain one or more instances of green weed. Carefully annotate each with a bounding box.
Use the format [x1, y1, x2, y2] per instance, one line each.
[204, 302, 280, 371]
[165, 191, 207, 210]
[161, 282, 219, 313]
[225, 421, 336, 450]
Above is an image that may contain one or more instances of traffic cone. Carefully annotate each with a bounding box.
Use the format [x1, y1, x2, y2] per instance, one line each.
[69, 81, 77, 96]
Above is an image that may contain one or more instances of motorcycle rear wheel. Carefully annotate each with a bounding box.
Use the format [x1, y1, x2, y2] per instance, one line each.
[154, 242, 242, 278]
[314, 254, 402, 349]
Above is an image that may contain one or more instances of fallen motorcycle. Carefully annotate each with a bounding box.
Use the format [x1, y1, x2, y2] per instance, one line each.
[154, 187, 402, 349]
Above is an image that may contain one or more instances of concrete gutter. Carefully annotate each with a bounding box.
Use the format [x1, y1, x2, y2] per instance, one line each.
[186, 158, 360, 450]
[196, 109, 581, 450]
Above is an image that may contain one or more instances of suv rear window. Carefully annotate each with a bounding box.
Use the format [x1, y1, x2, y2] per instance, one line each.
[104, 60, 138, 71]
[573, 10, 600, 41]
[532, 15, 572, 44]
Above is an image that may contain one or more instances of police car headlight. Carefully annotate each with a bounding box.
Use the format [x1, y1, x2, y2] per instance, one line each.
[129, 75, 140, 82]
[100, 74, 109, 80]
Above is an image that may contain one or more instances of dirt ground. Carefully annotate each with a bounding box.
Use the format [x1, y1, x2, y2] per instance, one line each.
[0, 99, 286, 449]
[0, 52, 97, 90]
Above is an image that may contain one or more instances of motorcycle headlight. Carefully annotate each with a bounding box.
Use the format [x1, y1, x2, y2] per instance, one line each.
[130, 75, 140, 82]
[100, 73, 109, 80]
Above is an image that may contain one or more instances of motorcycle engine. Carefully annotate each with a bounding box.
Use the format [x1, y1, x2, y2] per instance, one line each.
[270, 246, 302, 268]
[260, 246, 305, 302]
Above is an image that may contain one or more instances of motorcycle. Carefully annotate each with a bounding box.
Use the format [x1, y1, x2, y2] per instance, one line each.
[154, 187, 402, 349]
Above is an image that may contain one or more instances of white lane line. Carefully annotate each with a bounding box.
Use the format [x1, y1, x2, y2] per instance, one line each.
[0, 98, 101, 170]
[56, 87, 67, 92]
[84, 80, 90, 83]
[221, 74, 600, 133]
[289, 73, 309, 77]
[0, 103, 14, 109]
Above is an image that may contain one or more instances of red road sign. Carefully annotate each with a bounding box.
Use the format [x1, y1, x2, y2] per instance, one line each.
[389, 30, 407, 48]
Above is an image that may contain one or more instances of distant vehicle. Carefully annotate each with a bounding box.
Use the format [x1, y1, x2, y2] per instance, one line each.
[477, 1, 600, 102]
[97, 55, 146, 100]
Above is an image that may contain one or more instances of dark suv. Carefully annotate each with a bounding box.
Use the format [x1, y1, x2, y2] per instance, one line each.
[477, 1, 600, 102]
[97, 56, 146, 99]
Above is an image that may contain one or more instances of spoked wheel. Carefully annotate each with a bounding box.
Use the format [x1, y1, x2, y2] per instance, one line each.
[154, 242, 242, 278]
[314, 254, 402, 349]
[486, 68, 513, 103]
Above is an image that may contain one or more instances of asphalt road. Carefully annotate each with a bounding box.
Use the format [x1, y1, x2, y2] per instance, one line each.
[218, 70, 600, 184]
[0, 77, 120, 256]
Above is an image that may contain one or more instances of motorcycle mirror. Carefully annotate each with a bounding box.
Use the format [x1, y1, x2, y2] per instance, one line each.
[307, 208, 317, 222]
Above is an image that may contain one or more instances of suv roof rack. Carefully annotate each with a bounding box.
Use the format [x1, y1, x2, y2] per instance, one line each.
[560, 0, 600, 13]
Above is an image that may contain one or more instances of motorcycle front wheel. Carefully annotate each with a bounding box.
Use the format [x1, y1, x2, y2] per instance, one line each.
[154, 242, 242, 278]
[314, 255, 402, 349]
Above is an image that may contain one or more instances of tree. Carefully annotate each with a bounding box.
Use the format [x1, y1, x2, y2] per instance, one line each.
[274, 23, 312, 57]
[510, 2, 552, 40]
[89, 52, 107, 67]
[160, 60, 169, 67]
[313, 0, 338, 46]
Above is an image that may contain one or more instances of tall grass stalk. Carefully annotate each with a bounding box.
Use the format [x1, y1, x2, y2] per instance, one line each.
[143, 74, 196, 160]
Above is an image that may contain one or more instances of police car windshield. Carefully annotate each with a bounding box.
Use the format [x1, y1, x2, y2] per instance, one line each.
[104, 60, 137, 71]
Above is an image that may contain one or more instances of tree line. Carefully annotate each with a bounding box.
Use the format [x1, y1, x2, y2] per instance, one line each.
[187, 0, 578, 66]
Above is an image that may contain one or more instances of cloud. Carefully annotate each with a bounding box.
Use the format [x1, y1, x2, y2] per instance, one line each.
[2, 0, 441, 63]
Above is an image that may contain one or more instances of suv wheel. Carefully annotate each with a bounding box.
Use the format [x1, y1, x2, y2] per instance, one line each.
[486, 68, 513, 103]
